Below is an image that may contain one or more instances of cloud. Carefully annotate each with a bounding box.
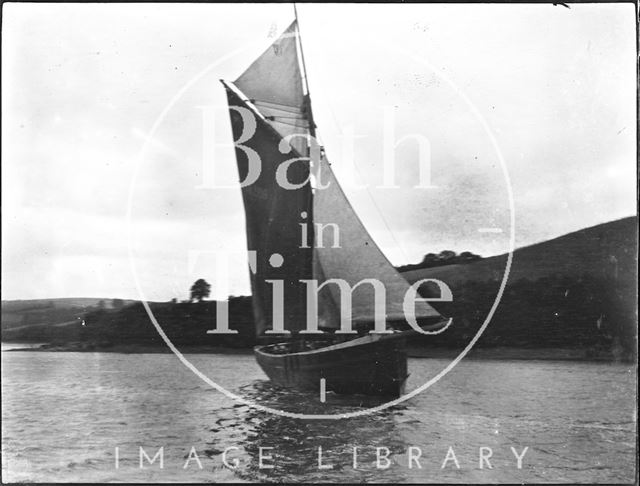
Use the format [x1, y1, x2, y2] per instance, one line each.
[2, 3, 636, 300]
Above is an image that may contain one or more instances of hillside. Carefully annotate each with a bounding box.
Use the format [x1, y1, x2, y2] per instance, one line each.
[1, 298, 137, 331]
[402, 216, 637, 360]
[402, 216, 637, 289]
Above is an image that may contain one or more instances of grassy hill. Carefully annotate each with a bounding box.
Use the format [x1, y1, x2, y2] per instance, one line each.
[1, 298, 137, 331]
[401, 216, 637, 360]
[402, 216, 637, 289]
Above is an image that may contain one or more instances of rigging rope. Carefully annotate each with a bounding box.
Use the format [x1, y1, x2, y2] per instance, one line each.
[266, 117, 309, 128]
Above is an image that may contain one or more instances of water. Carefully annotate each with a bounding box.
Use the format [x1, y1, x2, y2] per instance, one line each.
[1, 348, 636, 483]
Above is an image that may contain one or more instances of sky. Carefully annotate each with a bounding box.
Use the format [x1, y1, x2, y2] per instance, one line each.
[2, 3, 636, 301]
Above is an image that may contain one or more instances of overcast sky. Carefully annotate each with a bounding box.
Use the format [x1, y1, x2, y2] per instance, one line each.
[2, 3, 636, 301]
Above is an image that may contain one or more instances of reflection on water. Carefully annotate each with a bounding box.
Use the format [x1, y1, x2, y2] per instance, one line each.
[1, 351, 636, 483]
[215, 381, 408, 483]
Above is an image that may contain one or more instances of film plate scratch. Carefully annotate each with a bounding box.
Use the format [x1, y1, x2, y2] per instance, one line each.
[1, 2, 637, 484]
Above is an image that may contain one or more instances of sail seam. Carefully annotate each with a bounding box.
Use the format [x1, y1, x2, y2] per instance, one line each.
[266, 115, 306, 120]
[252, 99, 304, 112]
[269, 118, 310, 128]
[222, 80, 309, 161]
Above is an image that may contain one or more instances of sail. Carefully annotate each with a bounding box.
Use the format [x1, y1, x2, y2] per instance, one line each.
[313, 156, 443, 326]
[223, 86, 313, 336]
[235, 21, 310, 155]
[224, 20, 439, 335]
[313, 249, 341, 329]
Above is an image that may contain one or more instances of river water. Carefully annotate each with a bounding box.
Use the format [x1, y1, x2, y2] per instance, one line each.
[1, 347, 636, 483]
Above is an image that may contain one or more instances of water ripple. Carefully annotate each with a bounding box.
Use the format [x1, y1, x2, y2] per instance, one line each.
[1, 351, 636, 483]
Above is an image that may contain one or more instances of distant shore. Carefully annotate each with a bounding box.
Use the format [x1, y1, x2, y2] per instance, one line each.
[406, 345, 630, 362]
[2, 342, 630, 363]
[3, 342, 254, 355]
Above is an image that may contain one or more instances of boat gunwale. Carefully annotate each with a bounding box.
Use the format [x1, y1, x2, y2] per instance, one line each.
[254, 319, 449, 358]
[254, 333, 407, 358]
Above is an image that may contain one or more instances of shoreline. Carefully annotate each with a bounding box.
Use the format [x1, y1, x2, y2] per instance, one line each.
[2, 342, 631, 363]
[2, 343, 254, 355]
[406, 345, 630, 363]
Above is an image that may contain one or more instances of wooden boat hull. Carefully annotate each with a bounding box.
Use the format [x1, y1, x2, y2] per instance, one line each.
[254, 336, 408, 397]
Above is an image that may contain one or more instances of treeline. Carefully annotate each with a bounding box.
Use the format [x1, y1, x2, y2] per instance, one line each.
[1, 298, 129, 330]
[414, 272, 636, 361]
[3, 297, 257, 349]
[3, 274, 636, 362]
[396, 250, 482, 273]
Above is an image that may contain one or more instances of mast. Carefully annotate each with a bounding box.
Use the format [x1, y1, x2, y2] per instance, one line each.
[293, 4, 317, 343]
[293, 3, 316, 138]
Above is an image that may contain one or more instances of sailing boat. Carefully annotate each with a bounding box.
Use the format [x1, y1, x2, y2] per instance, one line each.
[220, 16, 448, 397]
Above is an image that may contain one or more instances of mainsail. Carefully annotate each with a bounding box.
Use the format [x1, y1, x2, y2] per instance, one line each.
[222, 20, 442, 336]
[223, 85, 313, 336]
[223, 21, 313, 337]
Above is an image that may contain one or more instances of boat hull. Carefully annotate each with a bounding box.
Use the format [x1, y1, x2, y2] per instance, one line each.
[254, 337, 408, 397]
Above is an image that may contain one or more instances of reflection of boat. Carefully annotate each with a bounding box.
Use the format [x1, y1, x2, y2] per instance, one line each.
[220, 12, 447, 397]
[212, 381, 407, 481]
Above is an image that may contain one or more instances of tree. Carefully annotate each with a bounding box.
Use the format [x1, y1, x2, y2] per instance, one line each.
[459, 251, 481, 262]
[190, 279, 211, 302]
[112, 298, 124, 310]
[421, 253, 439, 265]
[438, 250, 457, 261]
